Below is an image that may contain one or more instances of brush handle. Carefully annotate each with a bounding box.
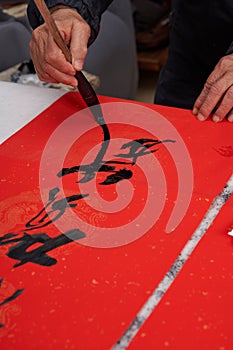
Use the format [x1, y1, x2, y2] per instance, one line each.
[34, 0, 72, 63]
[34, 0, 100, 107]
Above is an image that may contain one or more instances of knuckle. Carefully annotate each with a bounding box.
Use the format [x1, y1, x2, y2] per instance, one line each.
[45, 52, 57, 64]
[205, 78, 221, 95]
[31, 27, 41, 40]
[83, 22, 91, 36]
[40, 62, 51, 76]
[217, 55, 231, 70]
[204, 79, 213, 91]
[75, 20, 91, 37]
[227, 86, 233, 99]
[79, 18, 89, 29]
[31, 32, 37, 44]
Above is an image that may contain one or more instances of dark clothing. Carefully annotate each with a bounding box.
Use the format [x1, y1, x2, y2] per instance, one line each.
[27, 0, 233, 109]
[155, 0, 233, 108]
[27, 0, 113, 45]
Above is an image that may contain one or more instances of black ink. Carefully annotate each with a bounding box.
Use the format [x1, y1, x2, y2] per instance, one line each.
[115, 138, 175, 164]
[0, 232, 21, 246]
[58, 138, 175, 184]
[0, 288, 24, 306]
[1, 190, 88, 268]
[0, 278, 24, 327]
[103, 160, 132, 165]
[98, 164, 117, 172]
[48, 187, 60, 200]
[7, 229, 85, 267]
[57, 103, 111, 183]
[58, 163, 117, 178]
[100, 168, 133, 185]
[25, 188, 88, 230]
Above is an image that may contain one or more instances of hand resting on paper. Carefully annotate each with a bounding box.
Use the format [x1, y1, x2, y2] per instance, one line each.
[29, 6, 91, 87]
[193, 53, 233, 122]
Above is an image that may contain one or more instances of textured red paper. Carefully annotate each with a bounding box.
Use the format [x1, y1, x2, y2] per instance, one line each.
[128, 195, 233, 350]
[0, 93, 232, 349]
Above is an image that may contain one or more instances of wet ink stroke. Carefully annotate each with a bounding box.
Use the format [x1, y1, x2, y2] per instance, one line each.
[0, 105, 175, 328]
[0, 278, 24, 327]
[58, 138, 175, 184]
[2, 134, 175, 268]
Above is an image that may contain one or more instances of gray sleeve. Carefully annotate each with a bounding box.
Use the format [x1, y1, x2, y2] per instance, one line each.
[226, 42, 233, 55]
[27, 0, 113, 44]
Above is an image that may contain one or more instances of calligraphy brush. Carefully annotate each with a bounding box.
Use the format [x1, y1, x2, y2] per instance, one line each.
[33, 0, 100, 108]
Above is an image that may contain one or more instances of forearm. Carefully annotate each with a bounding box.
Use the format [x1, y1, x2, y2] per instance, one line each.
[27, 0, 113, 44]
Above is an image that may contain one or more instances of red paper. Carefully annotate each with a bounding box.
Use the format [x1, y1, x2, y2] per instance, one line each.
[128, 195, 233, 350]
[0, 93, 232, 349]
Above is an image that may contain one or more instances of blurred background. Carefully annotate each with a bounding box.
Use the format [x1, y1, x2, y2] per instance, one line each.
[0, 0, 171, 103]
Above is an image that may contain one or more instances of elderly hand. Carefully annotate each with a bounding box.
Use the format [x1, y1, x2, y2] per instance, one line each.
[193, 53, 233, 122]
[30, 7, 91, 87]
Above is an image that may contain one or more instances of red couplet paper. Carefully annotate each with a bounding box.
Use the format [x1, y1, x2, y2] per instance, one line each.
[0, 92, 232, 349]
[128, 194, 233, 350]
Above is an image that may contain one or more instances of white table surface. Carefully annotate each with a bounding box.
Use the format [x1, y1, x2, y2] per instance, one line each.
[0, 81, 66, 144]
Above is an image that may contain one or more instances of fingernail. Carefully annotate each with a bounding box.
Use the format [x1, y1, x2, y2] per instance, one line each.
[228, 115, 233, 122]
[212, 115, 220, 123]
[74, 59, 83, 70]
[192, 107, 198, 115]
[197, 113, 205, 121]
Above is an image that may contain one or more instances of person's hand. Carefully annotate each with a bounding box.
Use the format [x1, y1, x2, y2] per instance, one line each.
[193, 53, 233, 122]
[30, 6, 91, 87]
